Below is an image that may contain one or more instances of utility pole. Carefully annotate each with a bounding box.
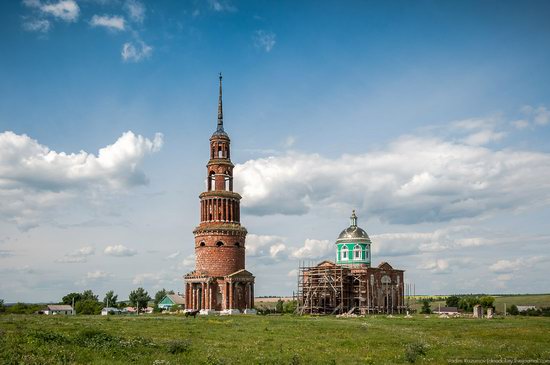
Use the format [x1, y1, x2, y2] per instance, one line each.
[72, 297, 75, 315]
[504, 303, 506, 317]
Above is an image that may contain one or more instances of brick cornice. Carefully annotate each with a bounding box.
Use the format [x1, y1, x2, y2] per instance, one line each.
[199, 190, 241, 200]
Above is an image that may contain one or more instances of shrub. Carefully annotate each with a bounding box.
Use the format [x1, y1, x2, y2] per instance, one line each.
[420, 300, 431, 314]
[166, 339, 191, 354]
[28, 330, 69, 345]
[290, 354, 301, 365]
[283, 300, 298, 314]
[275, 299, 284, 313]
[404, 342, 427, 363]
[75, 328, 118, 349]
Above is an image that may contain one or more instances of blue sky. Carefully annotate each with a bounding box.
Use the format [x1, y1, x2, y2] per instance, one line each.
[1, 0, 550, 302]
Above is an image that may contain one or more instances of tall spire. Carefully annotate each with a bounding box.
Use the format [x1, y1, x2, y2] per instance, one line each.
[350, 210, 357, 227]
[217, 72, 223, 131]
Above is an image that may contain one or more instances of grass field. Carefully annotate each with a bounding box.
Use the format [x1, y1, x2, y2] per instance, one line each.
[1, 314, 549, 365]
[405, 294, 550, 313]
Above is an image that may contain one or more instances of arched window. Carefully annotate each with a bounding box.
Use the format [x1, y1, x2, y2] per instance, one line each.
[341, 245, 349, 260]
[199, 241, 205, 247]
[216, 241, 224, 247]
[208, 171, 215, 191]
[218, 144, 223, 158]
[353, 244, 362, 260]
[235, 242, 240, 247]
[224, 171, 230, 190]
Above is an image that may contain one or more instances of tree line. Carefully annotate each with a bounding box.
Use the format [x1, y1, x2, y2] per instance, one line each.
[419, 295, 496, 314]
[0, 288, 177, 315]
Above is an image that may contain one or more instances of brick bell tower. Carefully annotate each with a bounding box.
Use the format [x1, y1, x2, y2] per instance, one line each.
[184, 74, 255, 314]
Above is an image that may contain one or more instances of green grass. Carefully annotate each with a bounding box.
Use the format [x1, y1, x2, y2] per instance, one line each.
[1, 314, 549, 364]
[406, 294, 550, 313]
[492, 294, 550, 313]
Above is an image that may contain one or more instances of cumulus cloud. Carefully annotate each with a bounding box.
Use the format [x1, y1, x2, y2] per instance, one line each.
[371, 226, 494, 257]
[181, 254, 195, 269]
[418, 259, 450, 274]
[86, 270, 111, 280]
[132, 271, 176, 287]
[121, 41, 152, 62]
[514, 105, 550, 129]
[282, 136, 296, 149]
[489, 259, 520, 274]
[22, 18, 51, 33]
[42, 0, 79, 21]
[23, 0, 80, 22]
[253, 30, 276, 52]
[76, 270, 112, 285]
[0, 130, 162, 230]
[235, 134, 550, 224]
[90, 15, 125, 31]
[124, 0, 145, 23]
[462, 130, 506, 146]
[489, 256, 547, 274]
[512, 120, 529, 130]
[522, 105, 550, 126]
[56, 245, 95, 263]
[246, 234, 333, 263]
[246, 234, 287, 262]
[291, 239, 332, 260]
[104, 244, 137, 257]
[208, 0, 236, 12]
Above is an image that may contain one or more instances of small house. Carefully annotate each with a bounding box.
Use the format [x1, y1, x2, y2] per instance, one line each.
[434, 306, 459, 315]
[44, 305, 74, 315]
[158, 294, 185, 311]
[517, 305, 537, 312]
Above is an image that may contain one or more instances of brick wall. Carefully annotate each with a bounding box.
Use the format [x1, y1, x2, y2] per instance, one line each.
[195, 232, 246, 277]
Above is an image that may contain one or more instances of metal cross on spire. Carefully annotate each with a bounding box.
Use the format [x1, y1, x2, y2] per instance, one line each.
[350, 209, 358, 227]
[217, 72, 223, 131]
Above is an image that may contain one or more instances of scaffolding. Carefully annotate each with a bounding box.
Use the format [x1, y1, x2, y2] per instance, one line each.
[297, 261, 405, 315]
[297, 261, 349, 314]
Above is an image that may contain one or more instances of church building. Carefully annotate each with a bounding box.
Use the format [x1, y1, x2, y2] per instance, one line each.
[184, 75, 255, 314]
[298, 211, 405, 315]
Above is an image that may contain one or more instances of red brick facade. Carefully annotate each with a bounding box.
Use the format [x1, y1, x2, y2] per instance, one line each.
[184, 75, 254, 312]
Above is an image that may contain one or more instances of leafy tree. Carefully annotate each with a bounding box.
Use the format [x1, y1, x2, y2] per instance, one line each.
[103, 290, 118, 307]
[420, 299, 431, 314]
[283, 300, 297, 314]
[129, 287, 151, 311]
[445, 295, 460, 308]
[62, 292, 82, 305]
[508, 304, 519, 315]
[6, 302, 43, 314]
[479, 296, 495, 308]
[81, 290, 99, 302]
[76, 299, 102, 315]
[458, 296, 480, 312]
[0, 299, 5, 313]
